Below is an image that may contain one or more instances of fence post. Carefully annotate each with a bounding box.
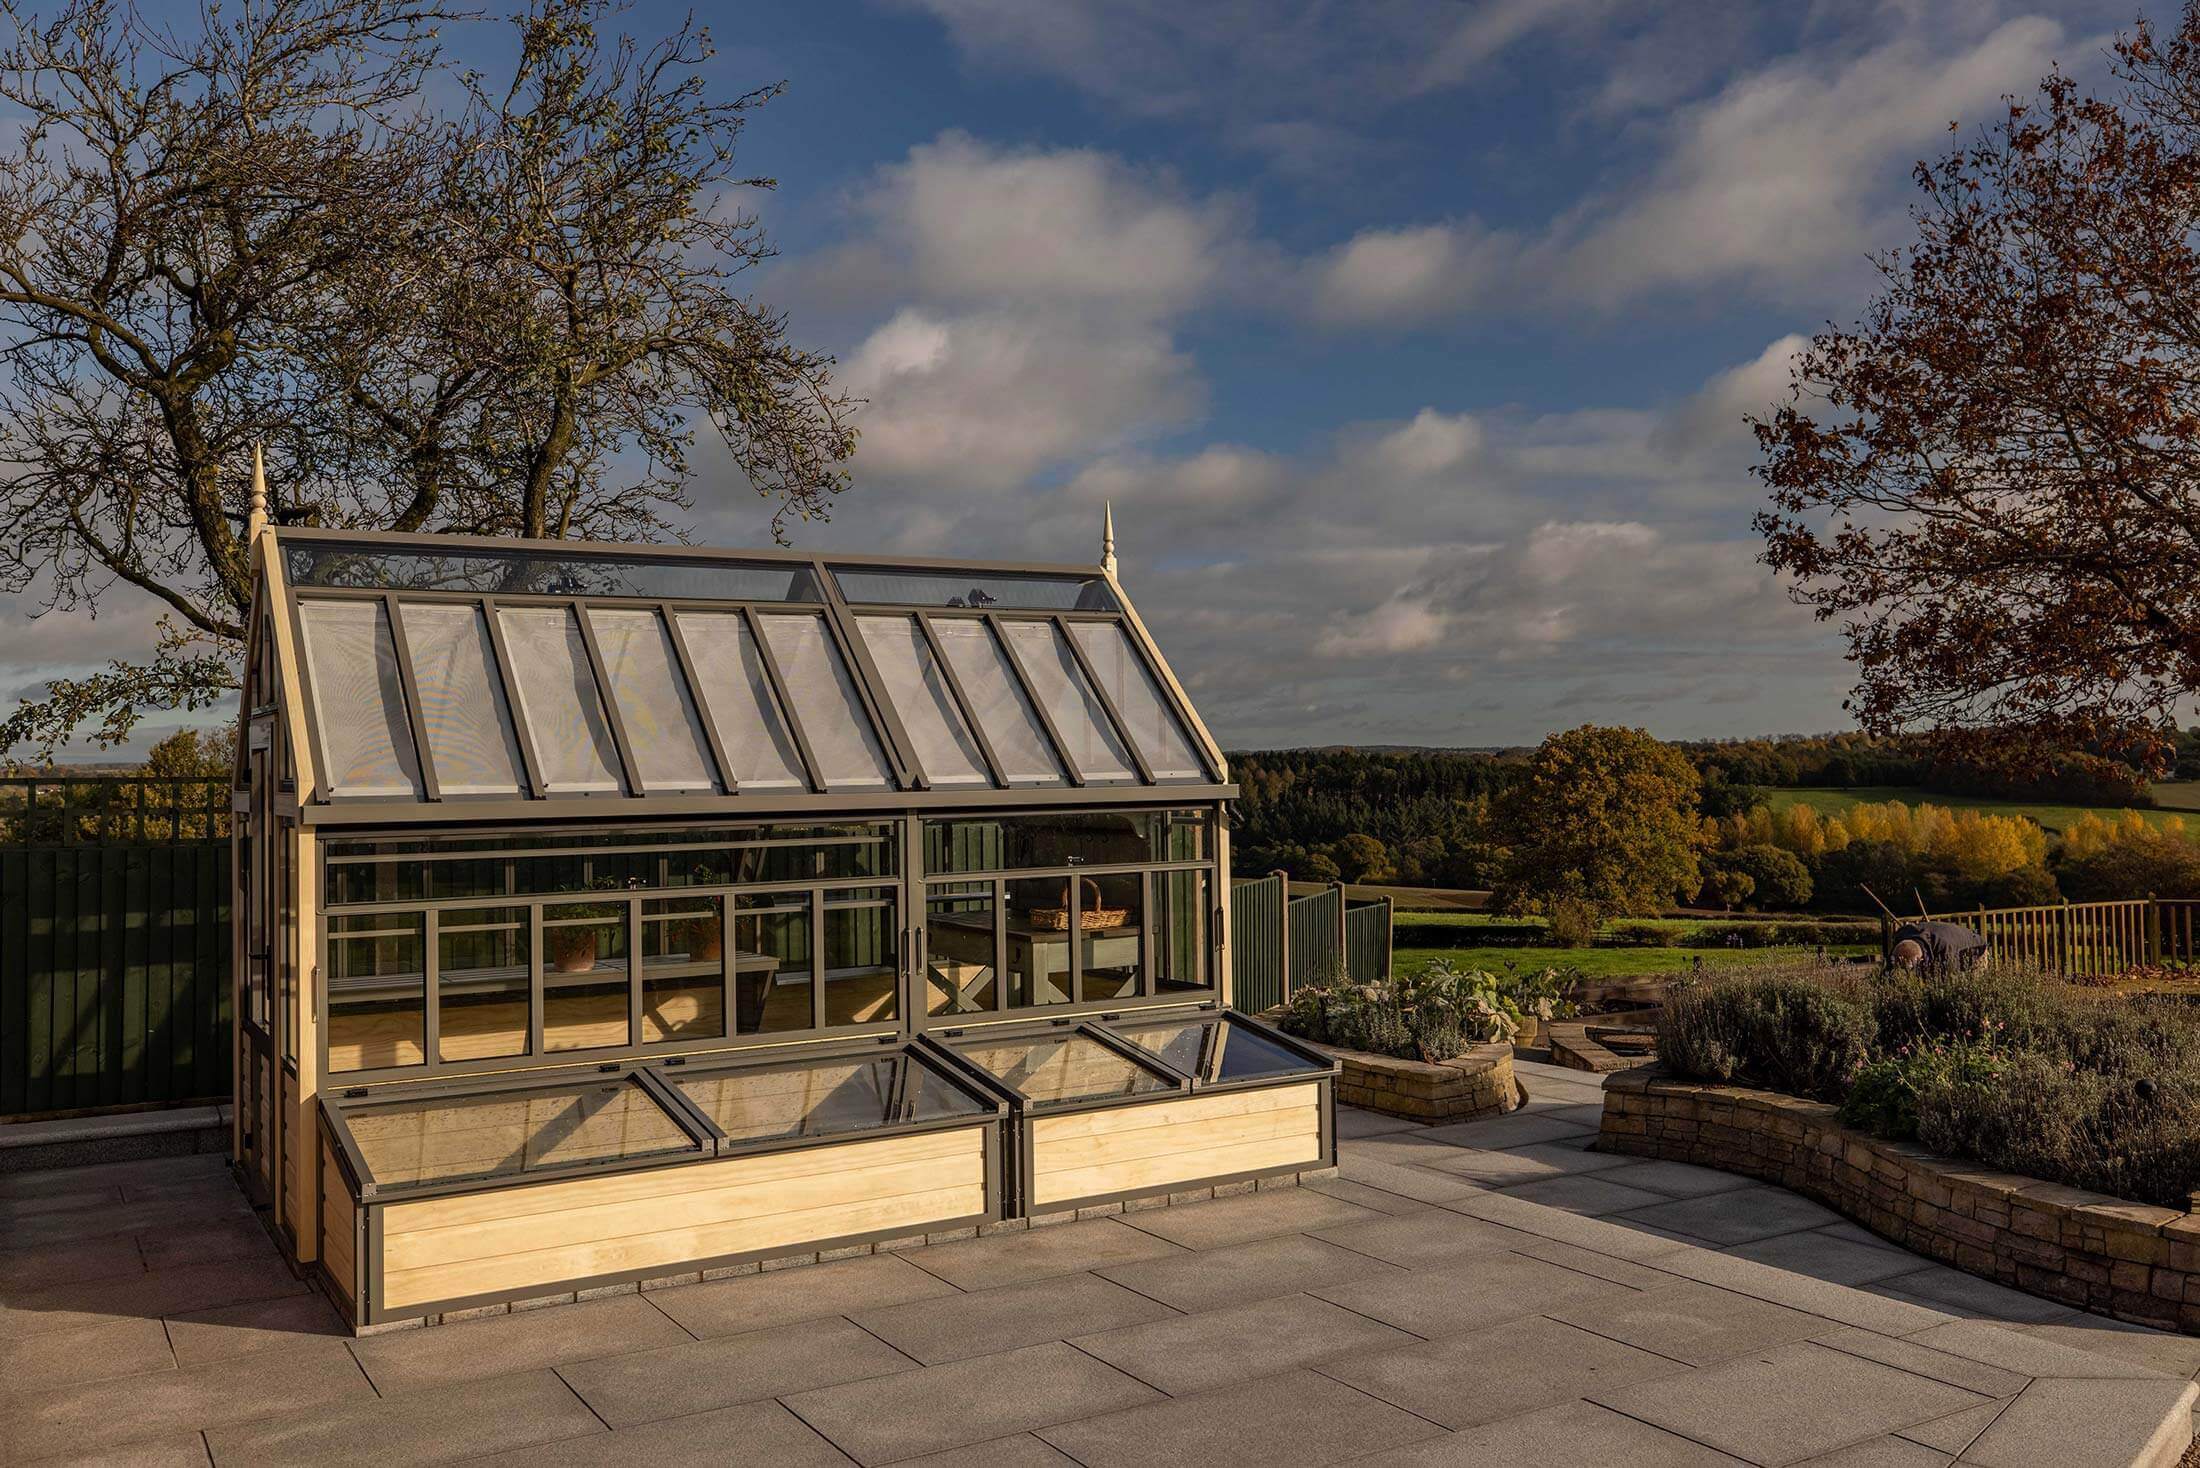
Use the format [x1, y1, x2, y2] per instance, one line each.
[2059, 899, 2073, 976]
[1380, 895, 1394, 981]
[1333, 880, 1348, 974]
[1273, 869, 1291, 1002]
[2150, 895, 2163, 966]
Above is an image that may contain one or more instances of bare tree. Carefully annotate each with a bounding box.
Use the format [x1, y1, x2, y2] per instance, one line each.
[0, 0, 854, 757]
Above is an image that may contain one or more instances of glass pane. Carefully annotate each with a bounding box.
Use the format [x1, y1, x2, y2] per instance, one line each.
[924, 811, 1209, 875]
[497, 607, 624, 793]
[1120, 1016, 1318, 1082]
[1069, 622, 1204, 780]
[756, 613, 893, 789]
[588, 609, 717, 792]
[1154, 869, 1212, 996]
[288, 542, 817, 601]
[398, 603, 524, 796]
[824, 891, 898, 1027]
[437, 906, 529, 1062]
[340, 1076, 699, 1189]
[1079, 872, 1143, 1002]
[641, 895, 726, 1045]
[1000, 621, 1136, 781]
[327, 913, 424, 1073]
[671, 1053, 983, 1146]
[298, 600, 422, 798]
[830, 567, 1118, 611]
[734, 894, 812, 1035]
[543, 898, 630, 1051]
[926, 885, 997, 1017]
[955, 1032, 1174, 1109]
[856, 615, 988, 786]
[931, 618, 1063, 784]
[674, 613, 807, 790]
[1004, 876, 1076, 1007]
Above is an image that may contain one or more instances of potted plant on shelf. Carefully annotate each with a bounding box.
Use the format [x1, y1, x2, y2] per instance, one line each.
[549, 879, 627, 973]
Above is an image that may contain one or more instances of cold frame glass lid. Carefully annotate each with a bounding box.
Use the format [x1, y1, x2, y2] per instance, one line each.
[1114, 1014, 1322, 1084]
[338, 1074, 700, 1189]
[953, 1031, 1176, 1109]
[669, 1050, 986, 1146]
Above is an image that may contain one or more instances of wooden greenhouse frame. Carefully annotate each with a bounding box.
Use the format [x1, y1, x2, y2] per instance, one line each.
[231, 495, 1335, 1330]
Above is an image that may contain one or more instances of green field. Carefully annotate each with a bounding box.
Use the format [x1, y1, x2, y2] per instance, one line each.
[1391, 943, 1868, 980]
[1764, 784, 2200, 836]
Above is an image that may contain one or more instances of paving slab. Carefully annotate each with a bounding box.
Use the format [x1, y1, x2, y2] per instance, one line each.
[1418, 1111, 1596, 1148]
[1594, 1158, 1762, 1199]
[1901, 1320, 2177, 1381]
[352, 1293, 693, 1394]
[18, 1429, 215, 1468]
[1958, 1377, 2199, 1468]
[204, 1365, 602, 1467]
[1310, 1246, 1637, 1337]
[1298, 1176, 1435, 1216]
[0, 1254, 304, 1340]
[1647, 1247, 1958, 1337]
[462, 1398, 849, 1468]
[1333, 1107, 1428, 1139]
[136, 1217, 279, 1272]
[1798, 1438, 1954, 1467]
[557, 1315, 914, 1427]
[781, 1340, 1160, 1465]
[647, 1250, 960, 1337]
[1444, 1188, 1699, 1260]
[1332, 1155, 1486, 1203]
[1111, 1186, 1383, 1248]
[852, 1271, 1176, 1364]
[2024, 1317, 2200, 1379]
[1502, 1172, 1674, 1215]
[1317, 1314, 1690, 1429]
[1409, 1139, 1637, 1184]
[1036, 1366, 1443, 1468]
[1, 1332, 372, 1460]
[1341, 1131, 1494, 1169]
[1550, 1278, 1830, 1365]
[1071, 1291, 1416, 1395]
[1095, 1232, 1399, 1313]
[1727, 1230, 1931, 1287]
[1307, 1206, 1525, 1267]
[0, 1313, 173, 1398]
[894, 1433, 1081, 1466]
[1810, 1326, 2032, 1399]
[163, 1291, 348, 1366]
[1892, 1399, 2011, 1454]
[1591, 1340, 1989, 1466]
[906, 1218, 1186, 1291]
[1868, 1265, 2083, 1326]
[1349, 1399, 1748, 1466]
[1616, 1186, 1844, 1245]
[0, 1233, 147, 1297]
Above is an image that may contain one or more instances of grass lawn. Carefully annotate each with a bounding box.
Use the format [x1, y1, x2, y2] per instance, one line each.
[1392, 911, 1854, 933]
[1392, 943, 1873, 980]
[1763, 785, 2199, 836]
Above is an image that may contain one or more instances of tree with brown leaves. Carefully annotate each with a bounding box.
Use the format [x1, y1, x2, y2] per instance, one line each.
[1755, 6, 2200, 773]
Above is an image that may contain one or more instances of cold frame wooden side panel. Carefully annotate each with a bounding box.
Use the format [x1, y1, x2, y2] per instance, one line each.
[1027, 1082, 1323, 1208]
[371, 1125, 989, 1312]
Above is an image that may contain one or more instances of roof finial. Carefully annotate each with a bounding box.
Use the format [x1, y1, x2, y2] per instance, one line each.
[246, 442, 269, 543]
[1100, 500, 1117, 577]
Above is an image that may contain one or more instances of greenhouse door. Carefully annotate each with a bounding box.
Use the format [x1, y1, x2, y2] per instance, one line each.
[237, 712, 278, 1208]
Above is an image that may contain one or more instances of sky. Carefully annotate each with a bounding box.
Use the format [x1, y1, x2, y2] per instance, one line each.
[4, 0, 2146, 755]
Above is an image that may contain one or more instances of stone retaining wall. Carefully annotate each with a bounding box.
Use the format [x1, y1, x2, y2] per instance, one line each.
[1601, 1068, 2200, 1334]
[1316, 1041, 1516, 1122]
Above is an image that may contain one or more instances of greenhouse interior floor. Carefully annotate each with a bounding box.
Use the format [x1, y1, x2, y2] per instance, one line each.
[2, 1059, 2196, 1468]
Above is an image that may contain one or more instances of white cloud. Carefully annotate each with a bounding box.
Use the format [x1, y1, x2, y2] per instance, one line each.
[1308, 222, 1520, 325]
[840, 307, 1201, 494]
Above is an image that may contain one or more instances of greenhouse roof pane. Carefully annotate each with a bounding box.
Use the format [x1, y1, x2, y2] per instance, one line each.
[298, 599, 423, 799]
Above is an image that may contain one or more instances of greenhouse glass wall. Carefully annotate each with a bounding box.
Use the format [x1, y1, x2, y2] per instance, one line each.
[231, 526, 1335, 1327]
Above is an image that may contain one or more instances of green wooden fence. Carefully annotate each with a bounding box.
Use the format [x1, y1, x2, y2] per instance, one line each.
[1229, 873, 1393, 1013]
[1, 779, 231, 1121]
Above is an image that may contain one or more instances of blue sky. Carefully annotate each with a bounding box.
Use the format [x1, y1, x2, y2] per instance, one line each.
[7, 0, 2140, 754]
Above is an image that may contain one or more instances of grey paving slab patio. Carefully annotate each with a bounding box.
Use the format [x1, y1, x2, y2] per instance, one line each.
[1, 1057, 2194, 1467]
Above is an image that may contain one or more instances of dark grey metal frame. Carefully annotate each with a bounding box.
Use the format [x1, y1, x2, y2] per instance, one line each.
[317, 1039, 1008, 1327]
[926, 1005, 1338, 1219]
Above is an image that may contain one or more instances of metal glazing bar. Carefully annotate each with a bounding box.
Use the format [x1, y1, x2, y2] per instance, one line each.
[986, 612, 1084, 787]
[811, 888, 827, 1032]
[382, 593, 442, 802]
[745, 606, 828, 795]
[479, 597, 547, 799]
[814, 560, 919, 790]
[915, 612, 1007, 787]
[661, 602, 734, 795]
[573, 606, 642, 795]
[1055, 613, 1153, 783]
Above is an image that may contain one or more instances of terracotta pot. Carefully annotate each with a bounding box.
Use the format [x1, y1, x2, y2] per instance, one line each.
[684, 918, 723, 962]
[550, 928, 599, 973]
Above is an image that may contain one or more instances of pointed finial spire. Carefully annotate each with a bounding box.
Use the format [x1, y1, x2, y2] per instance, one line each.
[1100, 501, 1117, 577]
[246, 442, 269, 542]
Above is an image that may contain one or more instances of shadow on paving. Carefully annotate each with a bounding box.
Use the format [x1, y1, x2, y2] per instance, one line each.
[0, 1068, 2193, 1467]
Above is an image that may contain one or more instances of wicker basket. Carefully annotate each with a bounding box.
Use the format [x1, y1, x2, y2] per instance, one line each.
[1026, 877, 1129, 931]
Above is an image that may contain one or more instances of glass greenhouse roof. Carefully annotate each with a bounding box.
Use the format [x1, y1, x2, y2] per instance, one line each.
[268, 530, 1223, 814]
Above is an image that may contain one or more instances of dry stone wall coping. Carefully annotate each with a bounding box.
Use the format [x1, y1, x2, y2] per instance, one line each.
[1601, 1067, 2200, 1335]
[1312, 1040, 1517, 1122]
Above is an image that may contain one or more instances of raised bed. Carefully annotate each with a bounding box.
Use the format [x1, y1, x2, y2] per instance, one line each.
[1601, 1067, 2200, 1334]
[1313, 1040, 1516, 1122]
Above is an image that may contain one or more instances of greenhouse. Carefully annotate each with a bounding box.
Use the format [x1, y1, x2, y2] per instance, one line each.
[230, 517, 1335, 1328]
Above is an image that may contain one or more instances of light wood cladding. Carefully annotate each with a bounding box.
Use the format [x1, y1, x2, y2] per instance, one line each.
[374, 1125, 988, 1311]
[1028, 1082, 1320, 1207]
[320, 1136, 357, 1310]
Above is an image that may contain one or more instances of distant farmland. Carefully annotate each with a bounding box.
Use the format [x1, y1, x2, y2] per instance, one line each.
[1762, 784, 2200, 837]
